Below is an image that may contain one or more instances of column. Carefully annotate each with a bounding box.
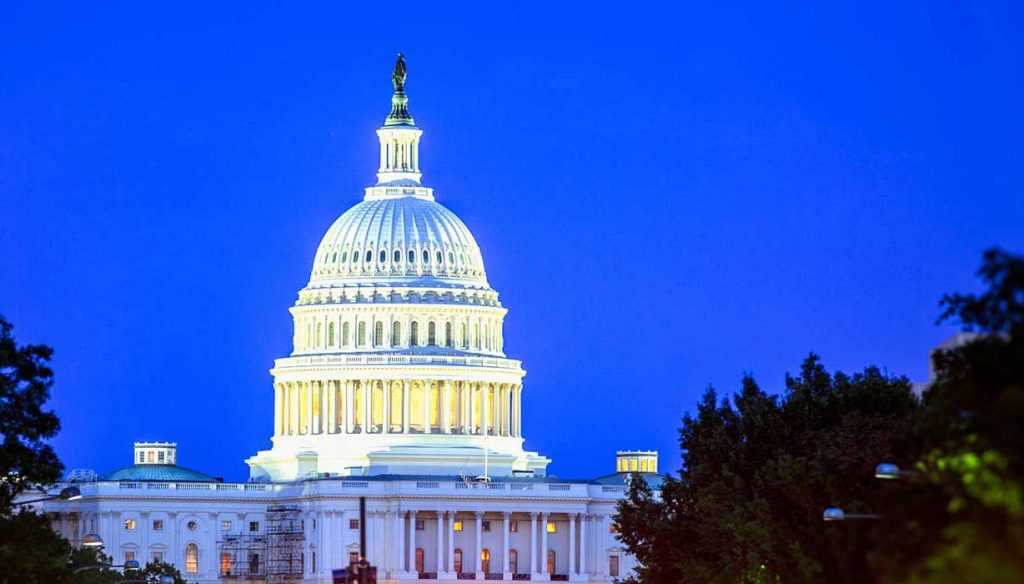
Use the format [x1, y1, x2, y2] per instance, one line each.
[395, 511, 405, 574]
[291, 382, 300, 435]
[441, 380, 450, 433]
[402, 380, 411, 433]
[328, 380, 337, 434]
[530, 512, 538, 576]
[447, 512, 456, 576]
[435, 511, 444, 575]
[383, 380, 391, 434]
[407, 510, 417, 575]
[362, 380, 371, 433]
[274, 383, 283, 436]
[422, 381, 431, 434]
[595, 516, 606, 577]
[345, 380, 354, 433]
[306, 380, 314, 434]
[540, 513, 549, 577]
[474, 511, 483, 576]
[568, 513, 577, 578]
[579, 513, 587, 576]
[502, 512, 511, 578]
[482, 384, 490, 436]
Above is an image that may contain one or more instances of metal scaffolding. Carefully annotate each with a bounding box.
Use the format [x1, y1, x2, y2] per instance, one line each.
[265, 505, 305, 583]
[218, 532, 267, 582]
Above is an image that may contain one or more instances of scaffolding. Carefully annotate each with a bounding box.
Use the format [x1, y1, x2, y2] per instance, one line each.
[265, 505, 305, 583]
[217, 505, 304, 583]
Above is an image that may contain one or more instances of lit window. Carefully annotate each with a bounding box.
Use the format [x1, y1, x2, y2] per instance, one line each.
[349, 519, 359, 530]
[187, 520, 198, 531]
[509, 549, 518, 573]
[124, 519, 136, 531]
[125, 551, 136, 563]
[152, 519, 163, 531]
[453, 549, 463, 573]
[408, 250, 415, 264]
[147, 451, 155, 463]
[482, 520, 491, 532]
[185, 544, 199, 574]
[222, 520, 232, 531]
[481, 549, 491, 573]
[609, 522, 619, 534]
[415, 520, 425, 531]
[546, 521, 556, 533]
[609, 555, 620, 577]
[415, 548, 424, 573]
[249, 521, 260, 532]
[220, 551, 233, 575]
[547, 550, 556, 574]
[509, 521, 518, 533]
[453, 520, 463, 532]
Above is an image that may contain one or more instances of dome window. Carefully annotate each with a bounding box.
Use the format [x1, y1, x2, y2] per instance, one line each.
[408, 250, 416, 264]
[428, 322, 436, 346]
[341, 252, 348, 263]
[379, 250, 387, 263]
[448, 252, 454, 264]
[422, 250, 430, 264]
[392, 321, 401, 346]
[365, 250, 373, 263]
[394, 250, 401, 263]
[410, 322, 419, 346]
[436, 251, 443, 264]
[353, 251, 360, 263]
[331, 252, 337, 262]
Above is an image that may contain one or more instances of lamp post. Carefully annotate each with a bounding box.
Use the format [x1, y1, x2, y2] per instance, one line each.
[822, 508, 881, 521]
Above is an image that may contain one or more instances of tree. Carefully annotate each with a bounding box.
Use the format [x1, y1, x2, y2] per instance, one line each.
[616, 358, 918, 583]
[137, 560, 187, 584]
[0, 314, 63, 512]
[0, 509, 73, 583]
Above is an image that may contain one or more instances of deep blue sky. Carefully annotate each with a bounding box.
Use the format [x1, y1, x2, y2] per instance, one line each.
[2, 2, 1022, 481]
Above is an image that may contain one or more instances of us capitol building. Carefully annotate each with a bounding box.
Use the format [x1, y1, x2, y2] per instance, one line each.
[36, 56, 661, 583]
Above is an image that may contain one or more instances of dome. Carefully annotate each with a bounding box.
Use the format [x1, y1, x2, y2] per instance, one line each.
[99, 464, 217, 482]
[307, 195, 489, 289]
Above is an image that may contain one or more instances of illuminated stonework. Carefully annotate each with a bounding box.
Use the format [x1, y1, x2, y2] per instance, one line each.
[245, 67, 549, 481]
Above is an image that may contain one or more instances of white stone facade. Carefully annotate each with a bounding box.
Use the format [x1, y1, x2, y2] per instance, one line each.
[35, 59, 650, 583]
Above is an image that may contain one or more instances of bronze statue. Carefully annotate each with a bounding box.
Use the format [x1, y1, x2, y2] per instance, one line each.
[392, 53, 407, 93]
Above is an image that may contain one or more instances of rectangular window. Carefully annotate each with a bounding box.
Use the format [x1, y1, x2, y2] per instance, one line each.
[124, 519, 136, 531]
[609, 523, 619, 534]
[312, 551, 316, 572]
[248, 553, 260, 575]
[157, 451, 165, 463]
[415, 519, 425, 531]
[313, 518, 317, 530]
[152, 519, 163, 531]
[349, 551, 359, 565]
[221, 520, 232, 531]
[349, 519, 359, 530]
[125, 551, 136, 563]
[610, 555, 620, 577]
[249, 521, 260, 532]
[482, 520, 491, 532]
[546, 521, 556, 533]
[220, 552, 233, 575]
[453, 520, 463, 532]
[152, 551, 164, 562]
[509, 520, 518, 533]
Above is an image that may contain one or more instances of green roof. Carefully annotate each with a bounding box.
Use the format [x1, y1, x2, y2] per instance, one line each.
[99, 464, 217, 482]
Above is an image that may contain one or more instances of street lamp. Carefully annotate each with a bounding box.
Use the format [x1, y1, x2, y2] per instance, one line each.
[822, 508, 880, 521]
[875, 462, 901, 480]
[16, 486, 83, 506]
[82, 533, 104, 547]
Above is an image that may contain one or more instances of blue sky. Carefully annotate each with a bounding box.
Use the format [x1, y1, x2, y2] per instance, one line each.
[2, 2, 1022, 481]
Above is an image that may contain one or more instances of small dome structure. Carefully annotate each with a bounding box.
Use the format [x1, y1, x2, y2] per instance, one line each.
[99, 441, 217, 482]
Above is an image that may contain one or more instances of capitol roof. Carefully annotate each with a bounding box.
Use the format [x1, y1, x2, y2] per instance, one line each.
[98, 464, 217, 483]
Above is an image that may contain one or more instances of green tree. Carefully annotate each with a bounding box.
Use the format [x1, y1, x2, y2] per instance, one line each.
[0, 510, 72, 583]
[616, 358, 918, 583]
[0, 314, 63, 511]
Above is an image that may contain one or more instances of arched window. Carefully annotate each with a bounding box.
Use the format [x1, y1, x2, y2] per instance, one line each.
[481, 549, 491, 574]
[331, 252, 337, 262]
[328, 322, 335, 346]
[379, 250, 387, 263]
[392, 321, 401, 346]
[185, 544, 199, 574]
[509, 549, 518, 574]
[445, 322, 453, 347]
[374, 322, 384, 347]
[410, 322, 419, 346]
[316, 323, 322, 347]
[547, 550, 556, 575]
[357, 322, 366, 347]
[427, 322, 436, 346]
[422, 249, 430, 264]
[454, 549, 463, 574]
[365, 250, 372, 263]
[483, 323, 489, 350]
[436, 250, 443, 264]
[342, 322, 350, 347]
[394, 249, 401, 263]
[341, 251, 348, 263]
[408, 250, 416, 264]
[220, 551, 233, 575]
[415, 548, 424, 573]
[448, 251, 455, 263]
[353, 250, 360, 263]
[461, 323, 468, 348]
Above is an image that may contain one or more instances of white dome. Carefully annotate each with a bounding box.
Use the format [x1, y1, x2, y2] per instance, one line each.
[307, 195, 489, 289]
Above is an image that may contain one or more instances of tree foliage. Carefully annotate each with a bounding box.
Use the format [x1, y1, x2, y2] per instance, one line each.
[0, 314, 62, 511]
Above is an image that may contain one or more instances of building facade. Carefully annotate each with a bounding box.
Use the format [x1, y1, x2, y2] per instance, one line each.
[36, 57, 659, 583]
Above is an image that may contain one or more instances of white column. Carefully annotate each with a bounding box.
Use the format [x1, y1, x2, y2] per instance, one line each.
[394, 511, 404, 574]
[422, 381, 431, 434]
[474, 511, 483, 576]
[482, 384, 490, 436]
[579, 513, 587, 576]
[568, 513, 576, 578]
[408, 510, 417, 575]
[435, 511, 444, 574]
[363, 380, 372, 433]
[402, 380, 411, 433]
[383, 380, 391, 434]
[502, 512, 511, 578]
[540, 513, 549, 576]
[442, 380, 452, 433]
[596, 515, 607, 577]
[530, 512, 538, 576]
[345, 380, 354, 433]
[274, 383, 282, 436]
[291, 382, 300, 435]
[447, 512, 456, 576]
[306, 381, 314, 434]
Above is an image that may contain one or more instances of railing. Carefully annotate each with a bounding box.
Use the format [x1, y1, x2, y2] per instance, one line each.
[512, 574, 532, 581]
[485, 573, 504, 580]
[551, 574, 569, 582]
[418, 572, 438, 580]
[601, 485, 626, 493]
[341, 481, 369, 489]
[114, 481, 271, 492]
[457, 573, 476, 580]
[274, 353, 523, 371]
[547, 484, 571, 492]
[416, 481, 440, 489]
